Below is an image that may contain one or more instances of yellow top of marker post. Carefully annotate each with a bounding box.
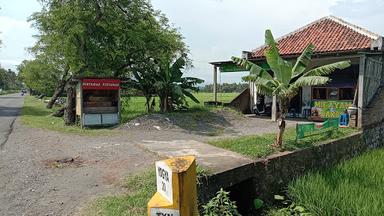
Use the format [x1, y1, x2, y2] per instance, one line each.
[163, 155, 196, 173]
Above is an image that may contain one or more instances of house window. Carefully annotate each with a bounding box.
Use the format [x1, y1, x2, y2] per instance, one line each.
[312, 88, 327, 100]
[327, 88, 339, 100]
[339, 88, 355, 100]
[312, 87, 355, 100]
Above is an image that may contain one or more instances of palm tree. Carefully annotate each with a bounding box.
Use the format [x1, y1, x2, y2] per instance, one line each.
[232, 30, 351, 148]
[155, 55, 204, 112]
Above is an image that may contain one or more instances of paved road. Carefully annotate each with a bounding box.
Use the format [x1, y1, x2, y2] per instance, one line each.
[0, 93, 24, 148]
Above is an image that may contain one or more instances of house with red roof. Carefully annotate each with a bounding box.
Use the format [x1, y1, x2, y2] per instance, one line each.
[210, 16, 384, 127]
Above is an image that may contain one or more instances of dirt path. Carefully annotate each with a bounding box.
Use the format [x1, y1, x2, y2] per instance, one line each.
[0, 120, 160, 216]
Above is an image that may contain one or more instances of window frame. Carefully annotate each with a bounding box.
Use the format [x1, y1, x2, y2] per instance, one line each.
[311, 87, 355, 101]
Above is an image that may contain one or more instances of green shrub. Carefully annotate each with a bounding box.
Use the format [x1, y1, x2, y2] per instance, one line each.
[203, 188, 241, 216]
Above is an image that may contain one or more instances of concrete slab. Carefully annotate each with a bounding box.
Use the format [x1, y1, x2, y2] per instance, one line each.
[138, 140, 254, 173]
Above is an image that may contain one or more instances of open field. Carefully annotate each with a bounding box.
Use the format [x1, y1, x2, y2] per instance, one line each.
[121, 92, 238, 122]
[269, 148, 384, 215]
[209, 127, 358, 158]
[21, 93, 239, 135]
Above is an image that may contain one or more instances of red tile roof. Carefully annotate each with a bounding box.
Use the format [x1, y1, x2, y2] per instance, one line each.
[251, 16, 381, 58]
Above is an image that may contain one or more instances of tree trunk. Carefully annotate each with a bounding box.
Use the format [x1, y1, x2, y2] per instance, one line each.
[162, 97, 167, 112]
[52, 106, 65, 117]
[159, 96, 164, 112]
[46, 79, 67, 109]
[159, 95, 169, 113]
[64, 82, 76, 125]
[145, 95, 154, 113]
[47, 68, 70, 109]
[274, 117, 286, 148]
[273, 98, 289, 148]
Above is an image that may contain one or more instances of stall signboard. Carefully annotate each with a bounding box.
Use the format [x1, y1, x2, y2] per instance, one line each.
[311, 100, 352, 119]
[82, 79, 120, 90]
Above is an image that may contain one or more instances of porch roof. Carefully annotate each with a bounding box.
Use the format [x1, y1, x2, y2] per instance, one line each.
[251, 16, 382, 59]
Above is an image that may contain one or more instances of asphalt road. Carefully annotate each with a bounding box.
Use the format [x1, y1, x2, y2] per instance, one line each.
[0, 93, 24, 148]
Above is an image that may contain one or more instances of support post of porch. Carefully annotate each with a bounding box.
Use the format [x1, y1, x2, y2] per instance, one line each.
[357, 55, 366, 128]
[271, 95, 278, 122]
[249, 82, 256, 112]
[213, 66, 218, 103]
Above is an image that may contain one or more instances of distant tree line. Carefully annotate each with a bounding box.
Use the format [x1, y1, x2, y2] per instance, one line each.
[200, 83, 248, 93]
[0, 67, 22, 91]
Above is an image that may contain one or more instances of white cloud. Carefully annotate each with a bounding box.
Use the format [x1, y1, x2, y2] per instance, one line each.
[0, 16, 36, 70]
[1, 0, 383, 83]
[152, 0, 341, 83]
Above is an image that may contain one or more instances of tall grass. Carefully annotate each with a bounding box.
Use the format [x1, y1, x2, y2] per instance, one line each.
[284, 148, 384, 216]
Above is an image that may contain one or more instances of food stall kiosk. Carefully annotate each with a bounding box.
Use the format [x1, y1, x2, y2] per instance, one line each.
[76, 78, 121, 127]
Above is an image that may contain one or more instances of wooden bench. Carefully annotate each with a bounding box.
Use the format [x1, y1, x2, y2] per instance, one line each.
[296, 119, 339, 141]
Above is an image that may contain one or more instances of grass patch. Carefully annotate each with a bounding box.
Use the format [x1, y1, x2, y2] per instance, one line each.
[269, 148, 384, 216]
[82, 165, 209, 216]
[83, 170, 156, 216]
[120, 96, 158, 123]
[0, 90, 19, 95]
[121, 92, 238, 122]
[209, 127, 358, 158]
[193, 92, 239, 104]
[20, 92, 239, 135]
[21, 96, 118, 136]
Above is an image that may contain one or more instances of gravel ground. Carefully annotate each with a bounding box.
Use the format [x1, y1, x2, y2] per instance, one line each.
[0, 95, 306, 216]
[0, 120, 159, 216]
[122, 110, 306, 141]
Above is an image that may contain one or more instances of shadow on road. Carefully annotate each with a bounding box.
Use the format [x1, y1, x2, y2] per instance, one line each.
[0, 96, 22, 99]
[19, 105, 51, 117]
[0, 107, 22, 117]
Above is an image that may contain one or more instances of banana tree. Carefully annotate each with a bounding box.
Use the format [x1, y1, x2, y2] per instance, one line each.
[232, 30, 351, 148]
[155, 55, 204, 112]
[127, 69, 157, 113]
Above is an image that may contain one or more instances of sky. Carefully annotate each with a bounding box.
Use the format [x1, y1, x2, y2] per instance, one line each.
[1, 0, 384, 84]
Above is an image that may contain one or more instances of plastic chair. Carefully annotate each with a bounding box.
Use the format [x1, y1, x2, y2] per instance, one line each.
[339, 114, 349, 126]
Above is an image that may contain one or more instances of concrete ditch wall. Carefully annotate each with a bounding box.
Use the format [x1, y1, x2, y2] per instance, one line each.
[361, 85, 384, 148]
[224, 88, 251, 114]
[198, 131, 368, 214]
